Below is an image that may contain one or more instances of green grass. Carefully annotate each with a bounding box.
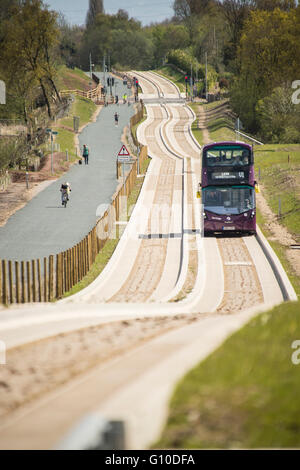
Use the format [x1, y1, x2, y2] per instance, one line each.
[202, 99, 229, 111]
[206, 116, 236, 142]
[154, 66, 186, 93]
[257, 208, 300, 299]
[53, 96, 97, 159]
[255, 144, 300, 244]
[188, 103, 204, 146]
[57, 65, 91, 92]
[62, 236, 121, 298]
[155, 300, 300, 449]
[53, 128, 77, 159]
[131, 109, 147, 144]
[60, 96, 97, 130]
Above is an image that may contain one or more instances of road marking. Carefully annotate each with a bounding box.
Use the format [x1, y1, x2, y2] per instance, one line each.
[224, 261, 253, 266]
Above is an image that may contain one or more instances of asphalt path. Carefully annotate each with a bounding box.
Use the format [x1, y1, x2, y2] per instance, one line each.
[0, 78, 134, 262]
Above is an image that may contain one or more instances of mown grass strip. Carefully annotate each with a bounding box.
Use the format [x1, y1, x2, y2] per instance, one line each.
[62, 157, 151, 299]
[53, 96, 97, 159]
[154, 66, 186, 93]
[155, 300, 300, 449]
[255, 144, 300, 243]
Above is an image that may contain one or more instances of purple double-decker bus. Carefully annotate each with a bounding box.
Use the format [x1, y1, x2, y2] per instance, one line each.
[201, 142, 256, 235]
[201, 141, 255, 187]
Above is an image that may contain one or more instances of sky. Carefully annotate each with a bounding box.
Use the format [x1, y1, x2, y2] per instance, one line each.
[45, 0, 175, 26]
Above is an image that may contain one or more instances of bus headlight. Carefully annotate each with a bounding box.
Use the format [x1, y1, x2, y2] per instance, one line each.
[250, 211, 255, 218]
[203, 212, 207, 220]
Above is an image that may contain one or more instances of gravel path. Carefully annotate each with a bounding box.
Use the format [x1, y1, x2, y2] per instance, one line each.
[0, 313, 203, 423]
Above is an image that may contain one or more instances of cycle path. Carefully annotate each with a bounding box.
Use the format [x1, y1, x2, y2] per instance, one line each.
[0, 78, 135, 262]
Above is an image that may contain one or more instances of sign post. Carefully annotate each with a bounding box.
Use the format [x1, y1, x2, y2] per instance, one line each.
[46, 129, 58, 175]
[117, 145, 135, 195]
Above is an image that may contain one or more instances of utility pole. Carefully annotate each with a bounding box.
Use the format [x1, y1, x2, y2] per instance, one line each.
[89, 52, 93, 81]
[190, 63, 193, 102]
[205, 51, 208, 101]
[89, 53, 94, 92]
[103, 56, 106, 90]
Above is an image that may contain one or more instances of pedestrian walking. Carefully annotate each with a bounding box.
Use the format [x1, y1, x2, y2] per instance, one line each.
[114, 112, 119, 126]
[82, 144, 89, 165]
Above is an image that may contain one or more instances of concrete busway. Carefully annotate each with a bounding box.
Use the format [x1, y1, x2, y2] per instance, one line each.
[0, 70, 297, 451]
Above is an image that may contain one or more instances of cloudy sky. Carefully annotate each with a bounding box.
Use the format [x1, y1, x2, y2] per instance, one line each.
[45, 0, 174, 26]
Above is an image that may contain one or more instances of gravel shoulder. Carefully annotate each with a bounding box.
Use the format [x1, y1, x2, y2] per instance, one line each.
[0, 313, 203, 424]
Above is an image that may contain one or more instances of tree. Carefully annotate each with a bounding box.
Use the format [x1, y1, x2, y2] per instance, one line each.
[230, 8, 299, 132]
[256, 85, 300, 142]
[86, 0, 104, 28]
[0, 0, 60, 119]
[254, 0, 296, 10]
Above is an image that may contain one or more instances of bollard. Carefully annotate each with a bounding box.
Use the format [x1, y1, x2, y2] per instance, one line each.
[55, 414, 126, 450]
[278, 196, 282, 217]
[26, 172, 29, 190]
[66, 150, 69, 162]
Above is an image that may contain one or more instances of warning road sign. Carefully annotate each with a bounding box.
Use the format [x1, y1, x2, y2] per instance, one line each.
[118, 145, 130, 157]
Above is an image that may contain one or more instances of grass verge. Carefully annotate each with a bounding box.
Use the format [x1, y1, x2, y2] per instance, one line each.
[188, 103, 204, 146]
[255, 144, 300, 243]
[57, 65, 91, 92]
[154, 66, 186, 93]
[62, 156, 151, 298]
[155, 300, 300, 449]
[53, 96, 97, 159]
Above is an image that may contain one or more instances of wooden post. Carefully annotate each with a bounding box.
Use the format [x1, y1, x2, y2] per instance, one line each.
[21, 261, 26, 303]
[63, 251, 67, 293]
[56, 254, 60, 298]
[8, 260, 13, 304]
[87, 236, 91, 272]
[0, 260, 2, 304]
[78, 243, 81, 282]
[44, 258, 48, 302]
[49, 255, 54, 301]
[15, 261, 21, 304]
[67, 249, 71, 291]
[87, 234, 91, 270]
[74, 245, 78, 285]
[37, 259, 42, 302]
[32, 260, 36, 302]
[26, 261, 31, 303]
[72, 247, 75, 288]
[2, 261, 7, 305]
[82, 240, 86, 277]
[69, 249, 73, 289]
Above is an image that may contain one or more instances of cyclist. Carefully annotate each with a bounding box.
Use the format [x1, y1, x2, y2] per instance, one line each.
[60, 181, 71, 205]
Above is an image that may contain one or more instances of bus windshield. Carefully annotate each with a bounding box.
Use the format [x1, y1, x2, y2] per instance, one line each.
[203, 186, 255, 215]
[204, 146, 251, 167]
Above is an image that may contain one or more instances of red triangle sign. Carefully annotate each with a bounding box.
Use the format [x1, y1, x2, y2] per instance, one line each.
[118, 145, 130, 157]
